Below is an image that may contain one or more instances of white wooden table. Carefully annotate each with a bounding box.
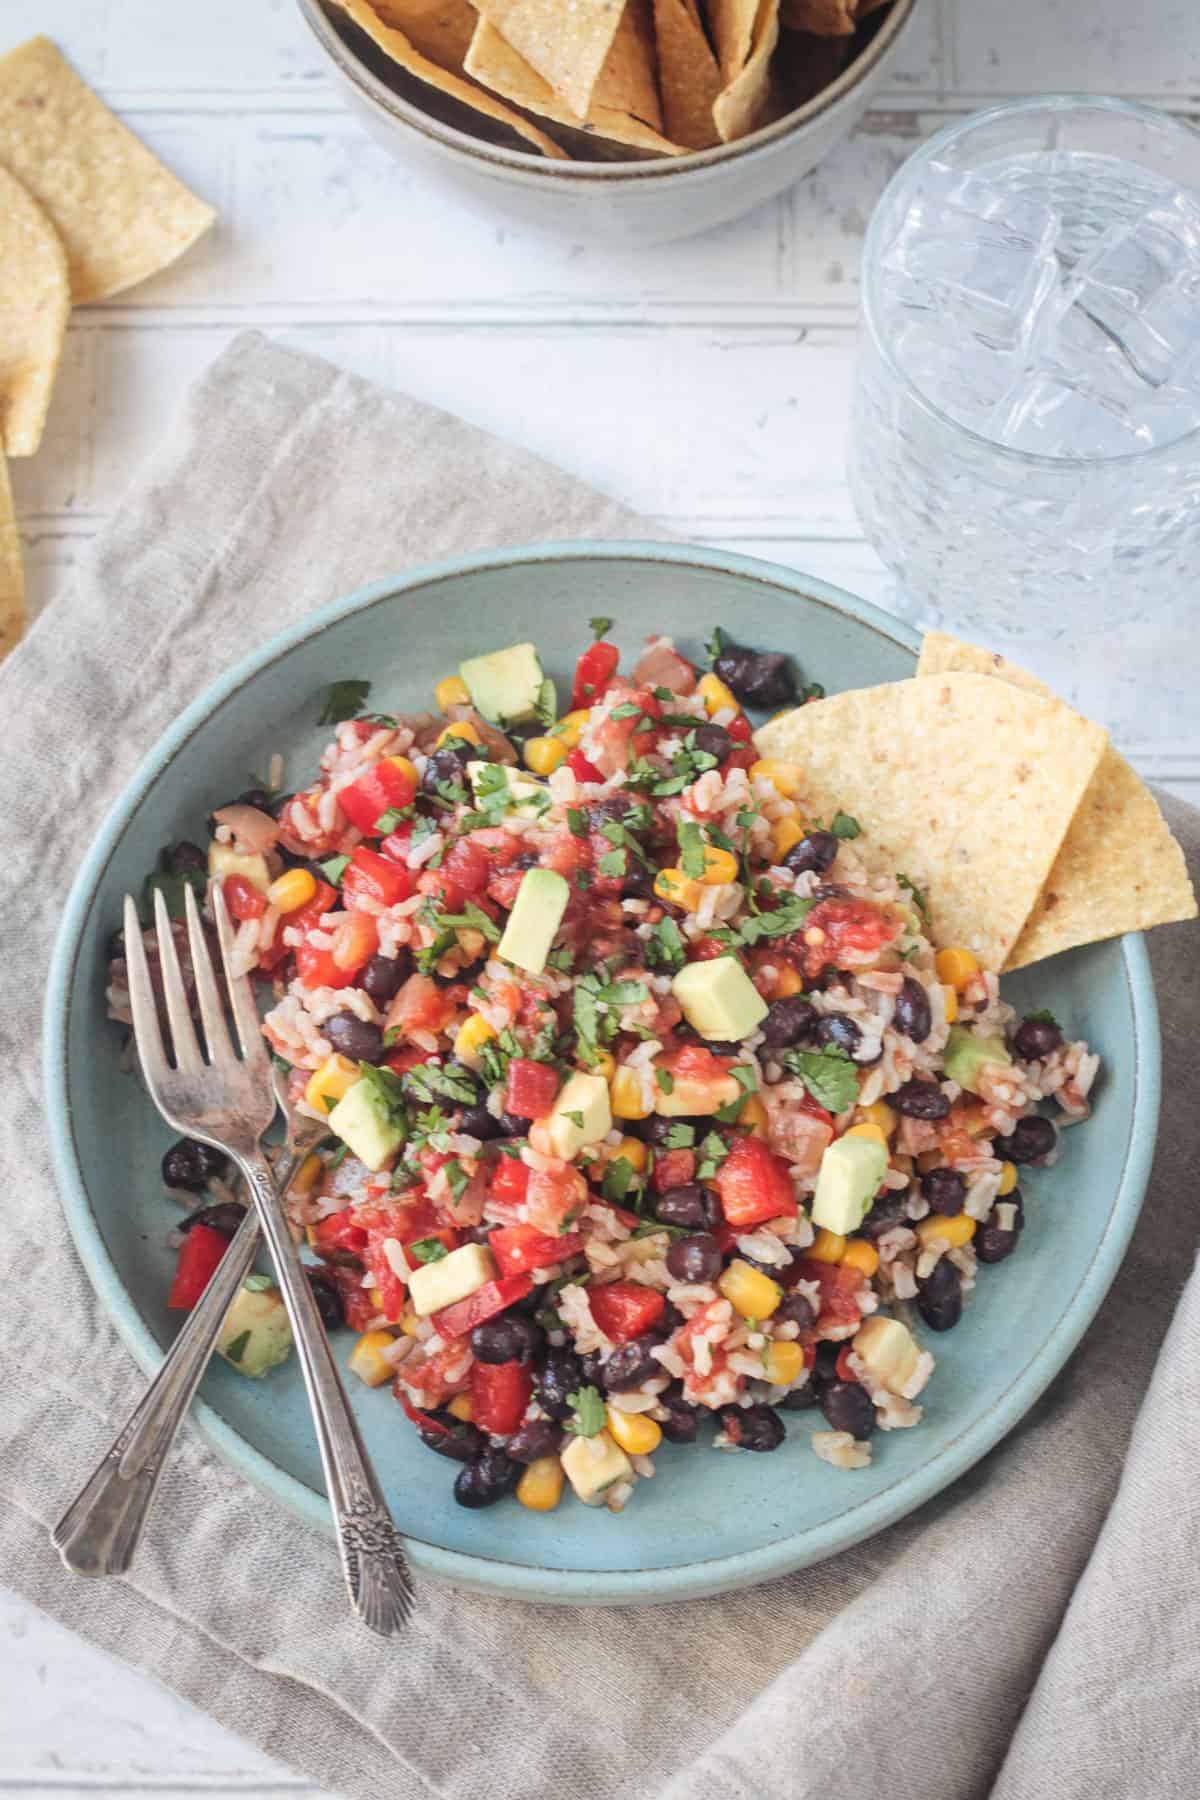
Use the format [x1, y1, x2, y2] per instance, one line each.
[4, 1, 1197, 1792]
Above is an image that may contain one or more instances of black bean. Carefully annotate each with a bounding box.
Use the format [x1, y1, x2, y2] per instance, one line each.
[859, 1192, 909, 1241]
[600, 1334, 664, 1391]
[307, 1268, 344, 1330]
[361, 950, 411, 1004]
[783, 830, 838, 876]
[774, 1290, 816, 1331]
[460, 1103, 503, 1141]
[166, 840, 207, 875]
[640, 1114, 709, 1147]
[659, 1392, 700, 1442]
[892, 1078, 951, 1120]
[720, 1403, 786, 1451]
[713, 642, 796, 709]
[815, 1013, 862, 1058]
[760, 995, 816, 1050]
[510, 1281, 550, 1317]
[779, 1382, 820, 1410]
[812, 882, 852, 902]
[237, 788, 274, 812]
[534, 1347, 584, 1421]
[975, 1224, 1018, 1264]
[894, 976, 932, 1043]
[691, 722, 733, 763]
[323, 1011, 384, 1063]
[620, 866, 655, 900]
[587, 797, 636, 830]
[464, 1223, 494, 1246]
[666, 1232, 722, 1284]
[1013, 1015, 1064, 1061]
[161, 1138, 228, 1192]
[504, 1419, 563, 1464]
[179, 1200, 246, 1238]
[422, 743, 475, 795]
[811, 1341, 841, 1386]
[498, 1110, 533, 1138]
[419, 1418, 483, 1462]
[819, 1380, 875, 1438]
[655, 1184, 720, 1230]
[578, 1349, 607, 1388]
[916, 1257, 963, 1332]
[920, 1165, 966, 1216]
[454, 1444, 520, 1507]
[992, 1115, 1057, 1165]
[471, 1315, 542, 1365]
[511, 849, 539, 870]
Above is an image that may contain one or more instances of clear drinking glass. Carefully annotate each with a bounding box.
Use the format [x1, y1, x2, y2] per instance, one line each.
[848, 97, 1200, 741]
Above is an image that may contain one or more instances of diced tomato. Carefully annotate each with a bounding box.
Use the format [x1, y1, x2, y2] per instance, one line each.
[223, 874, 265, 921]
[295, 940, 356, 990]
[380, 823, 414, 863]
[726, 713, 754, 743]
[801, 897, 901, 979]
[396, 1341, 473, 1408]
[337, 758, 417, 834]
[539, 829, 587, 884]
[765, 1107, 832, 1179]
[715, 1136, 798, 1228]
[489, 1156, 531, 1204]
[486, 866, 525, 909]
[571, 640, 620, 710]
[440, 836, 492, 899]
[524, 1163, 587, 1237]
[505, 1057, 561, 1121]
[385, 972, 454, 1039]
[470, 1359, 533, 1435]
[416, 869, 465, 912]
[307, 1207, 369, 1264]
[490, 1223, 584, 1276]
[689, 935, 731, 961]
[566, 747, 604, 783]
[793, 1257, 864, 1331]
[588, 1280, 666, 1344]
[395, 1389, 451, 1434]
[432, 1273, 533, 1340]
[285, 878, 338, 936]
[652, 1147, 696, 1193]
[340, 845, 415, 909]
[723, 744, 758, 773]
[330, 908, 378, 976]
[167, 1222, 229, 1309]
[383, 1042, 438, 1076]
[669, 1042, 733, 1081]
[364, 1229, 409, 1322]
[631, 640, 696, 694]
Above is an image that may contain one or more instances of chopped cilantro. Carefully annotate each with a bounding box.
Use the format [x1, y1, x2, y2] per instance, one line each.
[357, 1062, 409, 1132]
[317, 678, 371, 726]
[780, 1045, 859, 1114]
[598, 848, 627, 878]
[831, 811, 861, 840]
[327, 1142, 350, 1172]
[704, 824, 735, 851]
[444, 1159, 470, 1200]
[534, 677, 558, 730]
[731, 1064, 759, 1093]
[546, 943, 576, 972]
[655, 1067, 675, 1095]
[737, 892, 816, 946]
[800, 681, 825, 703]
[438, 898, 502, 943]
[896, 873, 929, 920]
[597, 978, 649, 1007]
[564, 1110, 585, 1129]
[143, 861, 206, 922]
[706, 626, 725, 663]
[696, 1132, 729, 1180]
[662, 1122, 695, 1149]
[567, 1385, 607, 1437]
[567, 806, 587, 839]
[1025, 1008, 1060, 1027]
[589, 616, 614, 640]
[609, 701, 642, 721]
[320, 853, 350, 884]
[601, 1156, 636, 1203]
[645, 917, 686, 971]
[408, 1237, 448, 1264]
[404, 1060, 480, 1109]
[575, 868, 592, 890]
[678, 819, 706, 879]
[244, 1272, 274, 1293]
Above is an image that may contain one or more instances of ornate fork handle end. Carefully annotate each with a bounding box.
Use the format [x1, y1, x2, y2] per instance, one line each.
[341, 1502, 417, 1634]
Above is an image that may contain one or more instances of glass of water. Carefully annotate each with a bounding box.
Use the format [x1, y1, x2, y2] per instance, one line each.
[848, 96, 1200, 740]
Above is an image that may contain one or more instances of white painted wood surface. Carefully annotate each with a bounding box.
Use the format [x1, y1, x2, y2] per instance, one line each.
[4, 2, 1197, 1792]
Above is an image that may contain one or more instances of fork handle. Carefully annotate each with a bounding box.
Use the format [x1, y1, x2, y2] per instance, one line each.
[234, 1146, 414, 1633]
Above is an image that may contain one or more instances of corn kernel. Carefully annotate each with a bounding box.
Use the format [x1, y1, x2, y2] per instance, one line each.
[553, 709, 590, 748]
[268, 867, 317, 913]
[699, 845, 739, 886]
[516, 1456, 565, 1512]
[615, 1134, 648, 1173]
[915, 1212, 976, 1250]
[998, 1161, 1018, 1196]
[771, 815, 805, 861]
[304, 1052, 360, 1114]
[386, 754, 419, 788]
[447, 1393, 474, 1422]
[935, 945, 980, 991]
[654, 866, 703, 911]
[399, 1306, 422, 1338]
[718, 1258, 783, 1319]
[347, 1330, 395, 1387]
[606, 1408, 663, 1455]
[749, 758, 804, 799]
[524, 735, 568, 775]
[454, 1012, 499, 1063]
[580, 1048, 616, 1080]
[840, 1239, 881, 1277]
[762, 1340, 805, 1385]
[738, 1094, 769, 1137]
[858, 1099, 897, 1137]
[808, 1227, 848, 1264]
[844, 1121, 888, 1149]
[942, 984, 959, 1024]
[435, 674, 470, 711]
[610, 1066, 652, 1120]
[699, 672, 738, 716]
[291, 1150, 324, 1197]
[774, 964, 804, 997]
[436, 719, 482, 749]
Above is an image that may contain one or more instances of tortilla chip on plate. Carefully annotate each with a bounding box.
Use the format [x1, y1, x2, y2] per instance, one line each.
[0, 165, 69, 459]
[755, 672, 1109, 972]
[779, 0, 856, 31]
[476, 0, 628, 120]
[369, 0, 478, 68]
[0, 37, 215, 303]
[916, 631, 1197, 968]
[653, 0, 722, 148]
[595, 0, 664, 131]
[0, 447, 24, 661]
[712, 0, 780, 142]
[705, 0, 760, 78]
[335, 0, 567, 157]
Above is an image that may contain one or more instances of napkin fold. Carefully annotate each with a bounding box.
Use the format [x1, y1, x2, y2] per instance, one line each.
[1, 332, 1196, 1800]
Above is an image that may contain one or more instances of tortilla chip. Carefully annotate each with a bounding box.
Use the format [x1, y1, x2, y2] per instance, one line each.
[916, 632, 1197, 968]
[0, 165, 69, 459]
[595, 0, 664, 131]
[713, 0, 780, 141]
[334, 0, 568, 157]
[780, 0, 855, 32]
[654, 0, 721, 148]
[476, 0, 627, 120]
[705, 0, 759, 78]
[465, 18, 684, 154]
[0, 38, 215, 303]
[755, 673, 1109, 971]
[369, 0, 478, 68]
[0, 448, 25, 661]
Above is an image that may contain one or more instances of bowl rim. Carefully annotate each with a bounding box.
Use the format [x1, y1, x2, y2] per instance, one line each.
[44, 539, 1161, 1604]
[294, 0, 918, 184]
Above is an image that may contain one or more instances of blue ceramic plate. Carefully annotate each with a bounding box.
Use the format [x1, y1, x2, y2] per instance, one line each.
[45, 543, 1160, 1604]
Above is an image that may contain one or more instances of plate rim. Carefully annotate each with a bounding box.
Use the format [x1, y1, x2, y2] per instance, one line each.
[44, 539, 1161, 1604]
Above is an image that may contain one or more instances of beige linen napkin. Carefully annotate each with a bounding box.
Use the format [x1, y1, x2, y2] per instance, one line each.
[1, 332, 1196, 1800]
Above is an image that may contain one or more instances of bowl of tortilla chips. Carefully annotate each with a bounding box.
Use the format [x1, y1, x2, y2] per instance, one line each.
[296, 0, 918, 244]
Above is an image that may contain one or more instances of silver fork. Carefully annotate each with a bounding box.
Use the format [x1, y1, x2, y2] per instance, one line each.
[53, 1063, 323, 1582]
[71, 882, 413, 1631]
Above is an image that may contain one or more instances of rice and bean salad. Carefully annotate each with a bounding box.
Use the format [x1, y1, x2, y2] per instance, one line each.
[109, 624, 1099, 1515]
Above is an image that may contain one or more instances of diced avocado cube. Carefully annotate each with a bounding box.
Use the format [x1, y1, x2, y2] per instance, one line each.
[218, 1284, 293, 1377]
[409, 1242, 497, 1318]
[853, 1316, 921, 1393]
[497, 867, 569, 975]
[943, 1024, 1012, 1096]
[654, 1068, 743, 1117]
[328, 1077, 406, 1173]
[459, 642, 546, 726]
[547, 1070, 611, 1160]
[207, 841, 271, 894]
[561, 1429, 633, 1505]
[672, 957, 768, 1042]
[467, 760, 549, 819]
[811, 1134, 888, 1235]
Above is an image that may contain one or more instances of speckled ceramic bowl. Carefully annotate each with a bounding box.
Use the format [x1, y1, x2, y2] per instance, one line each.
[294, 0, 920, 246]
[45, 542, 1159, 1604]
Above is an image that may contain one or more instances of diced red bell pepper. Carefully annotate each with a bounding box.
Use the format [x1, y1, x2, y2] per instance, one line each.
[295, 940, 358, 990]
[440, 835, 492, 899]
[340, 844, 415, 909]
[652, 1147, 696, 1193]
[726, 712, 753, 743]
[283, 878, 337, 936]
[364, 1230, 409, 1323]
[396, 1341, 473, 1408]
[328, 1264, 380, 1332]
[337, 758, 417, 834]
[490, 1223, 584, 1277]
[385, 972, 455, 1038]
[524, 1163, 587, 1237]
[470, 1358, 533, 1435]
[571, 640, 620, 710]
[588, 1280, 666, 1344]
[168, 1222, 230, 1310]
[307, 1207, 369, 1264]
[384, 1042, 438, 1076]
[793, 1257, 864, 1331]
[489, 1155, 531, 1204]
[800, 897, 900, 980]
[835, 1344, 859, 1382]
[395, 1389, 451, 1434]
[432, 1272, 533, 1340]
[380, 823, 413, 862]
[505, 1057, 561, 1121]
[406, 1224, 459, 1262]
[566, 747, 604, 783]
[715, 1136, 798, 1229]
[329, 907, 378, 975]
[223, 874, 266, 921]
